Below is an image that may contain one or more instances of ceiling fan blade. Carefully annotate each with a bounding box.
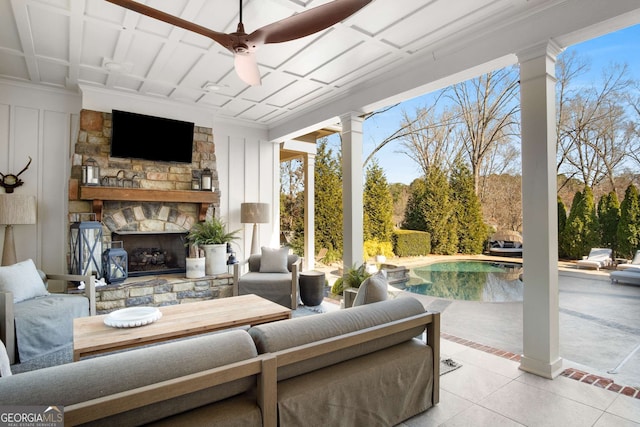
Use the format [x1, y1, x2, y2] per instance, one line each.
[106, 0, 233, 50]
[248, 0, 372, 45]
[234, 52, 261, 86]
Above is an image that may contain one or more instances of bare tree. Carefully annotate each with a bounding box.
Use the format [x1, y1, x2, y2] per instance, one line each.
[362, 94, 460, 169]
[556, 58, 635, 191]
[625, 81, 640, 169]
[396, 104, 461, 176]
[447, 66, 521, 194]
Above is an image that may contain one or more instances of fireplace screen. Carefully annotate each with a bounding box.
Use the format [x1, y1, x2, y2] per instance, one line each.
[112, 232, 188, 276]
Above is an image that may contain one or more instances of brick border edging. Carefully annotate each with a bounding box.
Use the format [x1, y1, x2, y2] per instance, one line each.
[441, 332, 640, 399]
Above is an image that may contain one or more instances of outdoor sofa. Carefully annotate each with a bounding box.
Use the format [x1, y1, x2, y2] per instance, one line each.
[0, 297, 440, 426]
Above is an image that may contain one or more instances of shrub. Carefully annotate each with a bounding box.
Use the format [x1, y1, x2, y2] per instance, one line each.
[363, 240, 394, 260]
[393, 230, 431, 257]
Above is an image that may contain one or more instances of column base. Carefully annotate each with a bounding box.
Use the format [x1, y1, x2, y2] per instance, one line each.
[519, 355, 563, 379]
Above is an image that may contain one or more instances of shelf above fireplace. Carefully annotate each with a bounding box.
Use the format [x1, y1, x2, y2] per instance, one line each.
[79, 186, 218, 222]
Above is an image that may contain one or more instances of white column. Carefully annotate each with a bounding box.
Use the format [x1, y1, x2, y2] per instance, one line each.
[340, 113, 364, 270]
[518, 41, 563, 379]
[304, 152, 316, 271]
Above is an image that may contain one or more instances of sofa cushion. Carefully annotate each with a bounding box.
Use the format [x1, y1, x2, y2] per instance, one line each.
[353, 270, 388, 306]
[0, 259, 48, 303]
[0, 329, 259, 426]
[259, 247, 289, 273]
[248, 297, 427, 380]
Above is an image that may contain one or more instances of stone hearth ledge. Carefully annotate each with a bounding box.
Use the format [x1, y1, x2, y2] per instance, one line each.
[74, 273, 234, 314]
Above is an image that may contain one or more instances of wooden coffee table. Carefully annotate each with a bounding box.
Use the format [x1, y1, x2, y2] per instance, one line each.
[73, 294, 291, 361]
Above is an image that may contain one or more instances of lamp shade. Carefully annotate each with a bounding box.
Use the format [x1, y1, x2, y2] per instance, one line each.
[240, 203, 270, 224]
[0, 194, 37, 225]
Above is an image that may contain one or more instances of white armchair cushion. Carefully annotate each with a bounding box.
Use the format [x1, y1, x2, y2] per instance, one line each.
[0, 259, 49, 303]
[353, 270, 388, 306]
[259, 247, 289, 273]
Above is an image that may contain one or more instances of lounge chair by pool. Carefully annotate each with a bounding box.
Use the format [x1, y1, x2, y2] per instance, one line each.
[576, 248, 612, 270]
[617, 250, 640, 270]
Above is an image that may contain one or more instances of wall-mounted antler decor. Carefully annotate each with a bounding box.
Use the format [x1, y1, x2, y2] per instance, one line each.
[0, 157, 32, 193]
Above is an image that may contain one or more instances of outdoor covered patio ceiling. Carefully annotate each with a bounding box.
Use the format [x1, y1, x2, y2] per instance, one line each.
[2, 0, 638, 141]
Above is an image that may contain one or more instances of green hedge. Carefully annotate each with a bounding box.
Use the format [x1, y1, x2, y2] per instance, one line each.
[393, 230, 431, 256]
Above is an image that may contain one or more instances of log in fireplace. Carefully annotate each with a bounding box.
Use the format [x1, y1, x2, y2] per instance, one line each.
[113, 232, 188, 276]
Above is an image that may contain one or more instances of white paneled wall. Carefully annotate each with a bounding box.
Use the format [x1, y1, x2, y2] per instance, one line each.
[0, 82, 80, 273]
[214, 118, 279, 263]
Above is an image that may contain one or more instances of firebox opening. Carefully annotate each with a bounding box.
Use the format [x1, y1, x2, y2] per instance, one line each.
[112, 232, 188, 277]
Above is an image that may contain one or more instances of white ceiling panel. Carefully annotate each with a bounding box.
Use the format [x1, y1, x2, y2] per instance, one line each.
[29, 5, 69, 60]
[81, 23, 120, 68]
[37, 59, 67, 87]
[0, 2, 21, 51]
[0, 54, 29, 80]
[265, 79, 325, 109]
[0, 0, 636, 130]
[78, 67, 108, 86]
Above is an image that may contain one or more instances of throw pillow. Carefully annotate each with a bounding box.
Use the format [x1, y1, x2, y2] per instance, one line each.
[259, 247, 289, 273]
[0, 259, 49, 303]
[353, 270, 388, 306]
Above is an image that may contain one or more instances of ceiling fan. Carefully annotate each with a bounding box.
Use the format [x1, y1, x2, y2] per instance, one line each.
[106, 0, 372, 86]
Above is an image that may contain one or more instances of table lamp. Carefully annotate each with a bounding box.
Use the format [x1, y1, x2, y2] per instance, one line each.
[0, 194, 37, 266]
[240, 203, 270, 255]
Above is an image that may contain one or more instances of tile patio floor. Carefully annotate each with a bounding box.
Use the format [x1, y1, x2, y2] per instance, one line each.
[400, 336, 640, 426]
[315, 255, 640, 426]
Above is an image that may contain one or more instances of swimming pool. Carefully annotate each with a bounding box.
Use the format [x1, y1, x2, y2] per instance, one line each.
[397, 260, 524, 302]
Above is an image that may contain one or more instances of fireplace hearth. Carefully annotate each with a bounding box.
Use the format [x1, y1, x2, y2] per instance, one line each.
[113, 232, 188, 276]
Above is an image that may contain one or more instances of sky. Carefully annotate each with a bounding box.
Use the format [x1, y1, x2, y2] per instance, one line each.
[327, 24, 640, 185]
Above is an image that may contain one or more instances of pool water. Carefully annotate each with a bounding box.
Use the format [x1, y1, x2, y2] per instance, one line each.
[398, 260, 523, 302]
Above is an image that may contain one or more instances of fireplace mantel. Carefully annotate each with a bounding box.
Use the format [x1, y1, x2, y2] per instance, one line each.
[79, 186, 218, 221]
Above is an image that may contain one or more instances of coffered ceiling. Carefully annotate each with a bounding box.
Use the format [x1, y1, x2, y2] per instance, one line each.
[1, 0, 639, 138]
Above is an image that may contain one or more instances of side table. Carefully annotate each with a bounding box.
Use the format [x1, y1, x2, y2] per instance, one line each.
[299, 271, 326, 306]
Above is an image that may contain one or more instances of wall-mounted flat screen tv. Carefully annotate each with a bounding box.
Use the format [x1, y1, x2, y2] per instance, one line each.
[110, 110, 194, 163]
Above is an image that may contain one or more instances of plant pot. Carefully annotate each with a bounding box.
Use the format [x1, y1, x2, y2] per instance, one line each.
[201, 244, 227, 275]
[185, 257, 206, 278]
[375, 255, 387, 264]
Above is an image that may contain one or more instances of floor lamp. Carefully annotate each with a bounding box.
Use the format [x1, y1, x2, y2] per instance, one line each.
[240, 203, 270, 255]
[0, 194, 37, 266]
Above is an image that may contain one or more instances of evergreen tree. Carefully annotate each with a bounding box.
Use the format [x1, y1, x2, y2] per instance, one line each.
[363, 160, 394, 243]
[561, 189, 583, 259]
[450, 161, 486, 254]
[314, 138, 343, 260]
[402, 178, 428, 232]
[280, 159, 305, 254]
[617, 184, 640, 259]
[581, 186, 600, 251]
[597, 191, 620, 252]
[424, 167, 458, 254]
[557, 196, 568, 258]
[561, 187, 599, 259]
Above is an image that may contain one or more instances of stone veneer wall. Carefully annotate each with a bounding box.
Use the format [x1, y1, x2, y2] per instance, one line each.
[93, 275, 234, 314]
[68, 109, 219, 238]
[67, 110, 233, 308]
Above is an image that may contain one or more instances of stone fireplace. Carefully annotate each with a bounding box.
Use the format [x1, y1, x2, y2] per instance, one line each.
[67, 110, 233, 313]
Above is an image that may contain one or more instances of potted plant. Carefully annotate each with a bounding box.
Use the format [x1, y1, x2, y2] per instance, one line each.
[330, 264, 370, 307]
[186, 217, 240, 275]
[185, 242, 206, 278]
